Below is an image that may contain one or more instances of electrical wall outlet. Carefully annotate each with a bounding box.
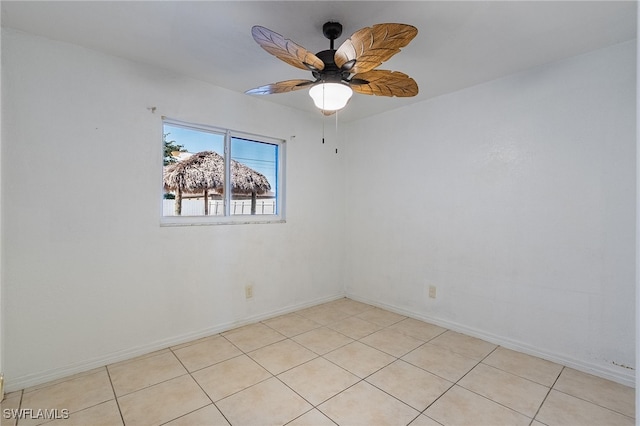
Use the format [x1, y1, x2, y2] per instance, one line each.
[428, 285, 437, 299]
[245, 285, 254, 299]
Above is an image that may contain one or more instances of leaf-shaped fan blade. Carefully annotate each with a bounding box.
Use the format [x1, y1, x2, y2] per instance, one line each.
[246, 79, 315, 95]
[335, 23, 417, 74]
[351, 70, 418, 97]
[252, 26, 325, 72]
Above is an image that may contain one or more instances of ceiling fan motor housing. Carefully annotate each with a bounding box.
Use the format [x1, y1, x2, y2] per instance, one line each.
[313, 49, 350, 84]
[322, 22, 343, 44]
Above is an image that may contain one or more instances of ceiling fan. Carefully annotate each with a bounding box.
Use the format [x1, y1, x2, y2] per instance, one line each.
[246, 21, 419, 114]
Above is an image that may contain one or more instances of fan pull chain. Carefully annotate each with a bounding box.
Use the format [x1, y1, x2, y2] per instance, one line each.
[322, 84, 326, 144]
[335, 110, 338, 153]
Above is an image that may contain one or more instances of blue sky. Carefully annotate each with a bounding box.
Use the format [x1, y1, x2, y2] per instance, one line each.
[164, 124, 278, 190]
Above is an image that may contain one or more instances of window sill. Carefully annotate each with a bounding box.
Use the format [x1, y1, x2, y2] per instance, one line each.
[160, 216, 286, 227]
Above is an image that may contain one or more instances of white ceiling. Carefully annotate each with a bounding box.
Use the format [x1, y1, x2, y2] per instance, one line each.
[1, 1, 636, 122]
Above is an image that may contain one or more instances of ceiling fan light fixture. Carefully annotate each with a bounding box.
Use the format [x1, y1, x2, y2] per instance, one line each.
[309, 83, 353, 111]
[247, 23, 418, 114]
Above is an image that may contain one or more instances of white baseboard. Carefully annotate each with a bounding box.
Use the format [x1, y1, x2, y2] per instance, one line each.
[5, 293, 346, 392]
[9, 291, 632, 391]
[346, 294, 636, 388]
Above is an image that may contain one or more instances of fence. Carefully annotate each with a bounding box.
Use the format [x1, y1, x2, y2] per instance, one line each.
[163, 199, 276, 216]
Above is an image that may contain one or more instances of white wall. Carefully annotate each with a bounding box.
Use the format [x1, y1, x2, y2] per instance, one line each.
[1, 29, 346, 390]
[344, 40, 636, 386]
[2, 28, 636, 391]
[636, 0, 640, 414]
[0, 11, 4, 400]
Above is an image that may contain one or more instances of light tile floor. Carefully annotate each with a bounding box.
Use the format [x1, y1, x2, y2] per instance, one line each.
[1, 298, 635, 426]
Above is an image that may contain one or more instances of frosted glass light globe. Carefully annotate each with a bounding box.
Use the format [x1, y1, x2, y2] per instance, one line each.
[309, 83, 353, 111]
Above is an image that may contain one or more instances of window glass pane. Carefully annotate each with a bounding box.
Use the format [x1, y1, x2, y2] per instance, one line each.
[162, 123, 225, 216]
[161, 119, 284, 225]
[230, 137, 278, 216]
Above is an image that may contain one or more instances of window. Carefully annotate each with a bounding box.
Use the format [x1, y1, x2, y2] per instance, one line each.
[161, 118, 284, 225]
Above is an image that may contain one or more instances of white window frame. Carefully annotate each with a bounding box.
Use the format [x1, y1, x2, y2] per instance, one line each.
[160, 117, 286, 226]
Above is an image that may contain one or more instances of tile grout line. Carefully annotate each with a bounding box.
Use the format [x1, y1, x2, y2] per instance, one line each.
[105, 365, 126, 426]
[348, 323, 455, 424]
[12, 390, 24, 426]
[294, 315, 430, 424]
[544, 376, 636, 420]
[108, 349, 216, 425]
[450, 345, 556, 422]
[220, 318, 350, 425]
[216, 330, 307, 421]
[332, 317, 453, 425]
[25, 370, 121, 425]
[481, 353, 562, 388]
[529, 365, 565, 425]
[414, 343, 501, 421]
[265, 307, 406, 424]
[169, 339, 267, 426]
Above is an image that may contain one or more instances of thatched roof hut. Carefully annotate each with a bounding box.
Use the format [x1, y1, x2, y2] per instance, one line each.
[163, 151, 271, 215]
